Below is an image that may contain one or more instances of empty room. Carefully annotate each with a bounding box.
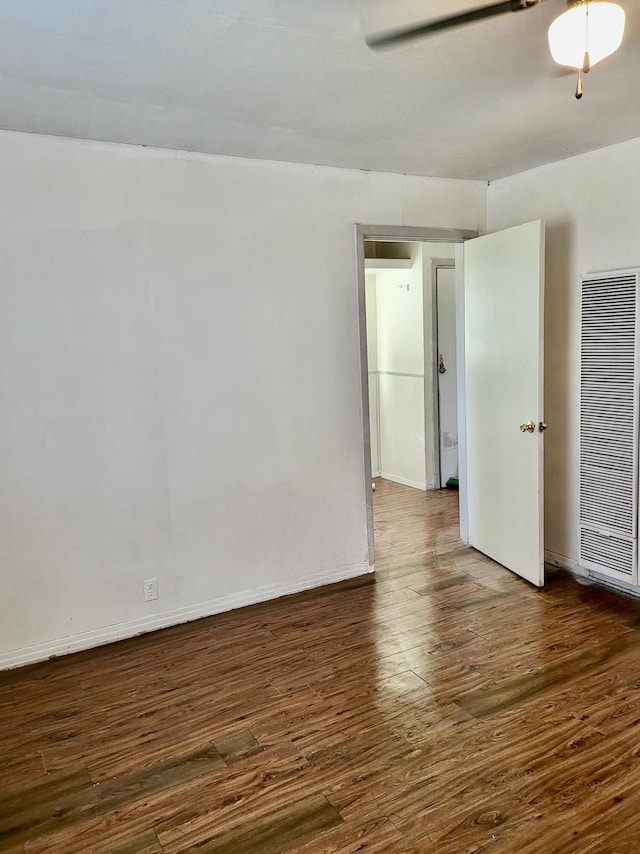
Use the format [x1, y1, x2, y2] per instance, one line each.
[3, 1, 640, 852]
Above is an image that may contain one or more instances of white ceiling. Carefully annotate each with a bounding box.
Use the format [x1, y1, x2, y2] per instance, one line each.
[0, 0, 639, 181]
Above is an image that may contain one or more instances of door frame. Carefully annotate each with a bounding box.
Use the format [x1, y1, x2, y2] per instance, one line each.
[355, 224, 477, 567]
[430, 258, 456, 490]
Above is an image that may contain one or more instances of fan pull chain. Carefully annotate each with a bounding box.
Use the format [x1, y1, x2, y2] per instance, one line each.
[576, 1, 590, 99]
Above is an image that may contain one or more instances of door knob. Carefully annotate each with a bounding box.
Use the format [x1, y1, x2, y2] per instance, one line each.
[519, 421, 536, 433]
[539, 421, 548, 432]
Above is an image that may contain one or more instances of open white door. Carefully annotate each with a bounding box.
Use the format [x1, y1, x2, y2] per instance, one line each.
[464, 220, 545, 586]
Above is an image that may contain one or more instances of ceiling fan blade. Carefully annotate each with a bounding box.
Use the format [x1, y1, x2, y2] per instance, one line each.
[366, 0, 541, 49]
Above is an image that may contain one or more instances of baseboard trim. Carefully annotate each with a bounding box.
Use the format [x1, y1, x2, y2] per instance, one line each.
[379, 473, 427, 491]
[0, 560, 373, 671]
[544, 549, 640, 597]
[544, 549, 585, 576]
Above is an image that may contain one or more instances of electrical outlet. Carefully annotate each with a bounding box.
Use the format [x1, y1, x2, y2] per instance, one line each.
[143, 577, 158, 602]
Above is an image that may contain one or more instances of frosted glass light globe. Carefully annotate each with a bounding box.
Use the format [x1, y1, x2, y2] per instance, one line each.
[548, 1, 625, 69]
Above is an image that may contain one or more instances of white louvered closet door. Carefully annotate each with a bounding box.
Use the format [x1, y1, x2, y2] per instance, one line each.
[579, 270, 640, 584]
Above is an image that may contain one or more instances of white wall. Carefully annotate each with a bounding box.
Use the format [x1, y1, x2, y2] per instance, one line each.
[0, 129, 486, 668]
[487, 137, 640, 569]
[376, 251, 427, 489]
[376, 262, 424, 374]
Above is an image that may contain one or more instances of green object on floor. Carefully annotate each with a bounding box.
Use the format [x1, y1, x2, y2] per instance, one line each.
[446, 477, 459, 489]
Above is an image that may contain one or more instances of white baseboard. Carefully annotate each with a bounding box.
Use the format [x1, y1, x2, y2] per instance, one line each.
[372, 470, 381, 478]
[544, 549, 585, 575]
[0, 561, 373, 671]
[544, 549, 640, 597]
[380, 472, 427, 491]
[544, 551, 640, 596]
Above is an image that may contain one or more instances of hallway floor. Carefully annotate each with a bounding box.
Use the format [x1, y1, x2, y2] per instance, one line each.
[3, 482, 640, 851]
[372, 476, 460, 569]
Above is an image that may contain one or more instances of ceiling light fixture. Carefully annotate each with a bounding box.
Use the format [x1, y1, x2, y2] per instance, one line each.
[548, 0, 626, 99]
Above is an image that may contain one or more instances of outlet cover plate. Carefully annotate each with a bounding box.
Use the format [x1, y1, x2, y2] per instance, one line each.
[143, 577, 158, 602]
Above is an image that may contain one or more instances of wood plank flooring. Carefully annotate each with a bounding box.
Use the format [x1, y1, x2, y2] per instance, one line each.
[4, 478, 640, 851]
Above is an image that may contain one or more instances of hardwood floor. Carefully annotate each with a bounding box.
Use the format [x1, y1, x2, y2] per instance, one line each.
[4, 478, 640, 851]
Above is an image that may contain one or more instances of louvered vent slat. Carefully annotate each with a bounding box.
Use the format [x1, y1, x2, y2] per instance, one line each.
[579, 271, 639, 584]
[580, 529, 635, 577]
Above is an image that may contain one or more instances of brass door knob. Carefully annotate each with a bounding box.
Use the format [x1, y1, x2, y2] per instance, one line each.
[539, 421, 548, 432]
[519, 421, 536, 433]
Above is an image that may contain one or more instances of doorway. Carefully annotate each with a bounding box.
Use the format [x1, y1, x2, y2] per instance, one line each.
[355, 224, 477, 566]
[358, 221, 546, 586]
